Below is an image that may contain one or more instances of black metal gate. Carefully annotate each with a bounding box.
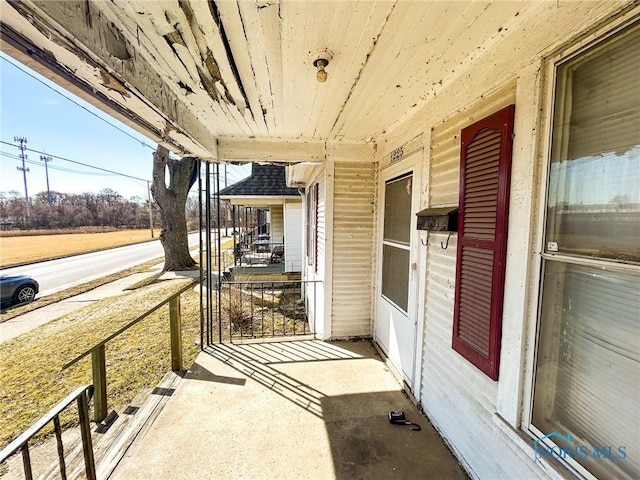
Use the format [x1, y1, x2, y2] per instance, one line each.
[198, 161, 317, 345]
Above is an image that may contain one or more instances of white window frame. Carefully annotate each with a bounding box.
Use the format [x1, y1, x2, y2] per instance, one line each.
[521, 13, 640, 480]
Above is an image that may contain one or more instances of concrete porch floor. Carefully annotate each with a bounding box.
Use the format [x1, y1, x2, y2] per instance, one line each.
[110, 340, 467, 480]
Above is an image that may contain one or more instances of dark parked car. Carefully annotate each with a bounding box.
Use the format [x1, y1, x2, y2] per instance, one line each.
[0, 274, 39, 307]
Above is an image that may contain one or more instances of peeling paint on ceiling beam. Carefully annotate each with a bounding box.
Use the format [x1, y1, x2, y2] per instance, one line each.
[1, 1, 218, 158]
[167, 0, 239, 108]
[0, 20, 167, 146]
[99, 69, 130, 96]
[208, 0, 253, 120]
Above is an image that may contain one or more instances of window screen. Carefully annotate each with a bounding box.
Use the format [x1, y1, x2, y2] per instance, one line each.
[306, 184, 318, 269]
[383, 174, 413, 245]
[381, 174, 412, 312]
[381, 245, 410, 312]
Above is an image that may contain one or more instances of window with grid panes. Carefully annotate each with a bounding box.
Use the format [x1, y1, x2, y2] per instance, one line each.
[531, 23, 640, 480]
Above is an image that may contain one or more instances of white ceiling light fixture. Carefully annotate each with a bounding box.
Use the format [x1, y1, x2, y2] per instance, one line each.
[310, 48, 334, 83]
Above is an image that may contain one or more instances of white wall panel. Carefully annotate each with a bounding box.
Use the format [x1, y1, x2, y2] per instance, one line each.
[429, 83, 516, 208]
[416, 84, 555, 480]
[270, 204, 284, 244]
[284, 200, 303, 273]
[375, 48, 578, 477]
[331, 162, 376, 338]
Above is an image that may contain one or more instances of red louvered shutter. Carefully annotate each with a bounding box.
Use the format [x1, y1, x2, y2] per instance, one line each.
[452, 105, 515, 380]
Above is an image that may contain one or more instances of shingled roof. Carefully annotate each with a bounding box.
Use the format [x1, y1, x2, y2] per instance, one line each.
[219, 164, 300, 197]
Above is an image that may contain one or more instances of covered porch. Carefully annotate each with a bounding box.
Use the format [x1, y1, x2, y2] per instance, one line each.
[218, 164, 304, 277]
[106, 340, 466, 480]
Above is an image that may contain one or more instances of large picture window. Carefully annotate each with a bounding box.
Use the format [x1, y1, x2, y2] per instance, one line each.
[381, 174, 412, 312]
[532, 23, 639, 480]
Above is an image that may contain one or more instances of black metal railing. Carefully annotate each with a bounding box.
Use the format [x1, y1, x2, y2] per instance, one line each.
[237, 224, 270, 246]
[234, 242, 285, 266]
[0, 385, 96, 480]
[211, 280, 320, 341]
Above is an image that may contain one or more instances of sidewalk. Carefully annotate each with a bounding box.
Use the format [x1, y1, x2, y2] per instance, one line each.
[0, 272, 156, 344]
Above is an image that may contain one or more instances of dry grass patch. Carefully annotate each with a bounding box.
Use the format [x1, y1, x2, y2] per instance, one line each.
[0, 227, 125, 237]
[0, 229, 160, 267]
[0, 279, 201, 449]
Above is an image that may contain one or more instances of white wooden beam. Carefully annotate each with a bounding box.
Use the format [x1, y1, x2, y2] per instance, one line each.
[217, 138, 375, 163]
[217, 138, 324, 162]
[326, 142, 376, 163]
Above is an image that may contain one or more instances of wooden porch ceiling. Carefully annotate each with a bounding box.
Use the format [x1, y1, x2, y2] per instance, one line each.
[2, 1, 542, 161]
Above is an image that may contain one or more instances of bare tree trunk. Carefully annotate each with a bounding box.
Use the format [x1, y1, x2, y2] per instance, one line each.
[151, 145, 198, 271]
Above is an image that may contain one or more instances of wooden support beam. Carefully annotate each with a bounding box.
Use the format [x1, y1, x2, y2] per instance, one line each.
[91, 346, 107, 422]
[169, 296, 183, 371]
[21, 444, 32, 480]
[216, 137, 376, 163]
[217, 138, 324, 163]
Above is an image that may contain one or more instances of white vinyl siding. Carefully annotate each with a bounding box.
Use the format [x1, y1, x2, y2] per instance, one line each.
[284, 201, 303, 273]
[418, 85, 546, 478]
[332, 162, 376, 337]
[429, 83, 516, 208]
[270, 204, 284, 245]
[370, 6, 635, 480]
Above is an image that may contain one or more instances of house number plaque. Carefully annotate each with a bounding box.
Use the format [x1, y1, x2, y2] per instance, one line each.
[390, 146, 404, 163]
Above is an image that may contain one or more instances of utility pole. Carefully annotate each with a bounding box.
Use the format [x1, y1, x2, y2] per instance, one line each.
[147, 180, 154, 238]
[14, 136, 30, 218]
[40, 154, 53, 206]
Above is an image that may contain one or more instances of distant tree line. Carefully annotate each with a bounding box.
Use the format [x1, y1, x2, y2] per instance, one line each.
[0, 189, 163, 231]
[1, 188, 253, 233]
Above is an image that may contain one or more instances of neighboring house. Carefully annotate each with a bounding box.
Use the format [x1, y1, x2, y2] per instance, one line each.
[219, 164, 303, 273]
[2, 2, 637, 480]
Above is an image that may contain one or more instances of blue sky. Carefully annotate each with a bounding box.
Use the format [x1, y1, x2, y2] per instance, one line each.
[0, 53, 248, 200]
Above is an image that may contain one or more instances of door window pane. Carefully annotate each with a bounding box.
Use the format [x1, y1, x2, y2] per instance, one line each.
[383, 174, 413, 245]
[382, 174, 413, 312]
[381, 244, 409, 311]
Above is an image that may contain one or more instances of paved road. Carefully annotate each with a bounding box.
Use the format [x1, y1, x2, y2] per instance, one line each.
[1, 232, 201, 298]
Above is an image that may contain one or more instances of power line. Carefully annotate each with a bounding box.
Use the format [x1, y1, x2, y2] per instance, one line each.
[1, 151, 119, 176]
[0, 140, 148, 182]
[1, 54, 156, 152]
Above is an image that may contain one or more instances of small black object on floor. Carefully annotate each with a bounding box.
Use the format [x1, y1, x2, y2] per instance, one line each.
[388, 410, 421, 431]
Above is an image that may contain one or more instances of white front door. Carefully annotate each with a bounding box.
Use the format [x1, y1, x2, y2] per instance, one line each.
[375, 157, 419, 390]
